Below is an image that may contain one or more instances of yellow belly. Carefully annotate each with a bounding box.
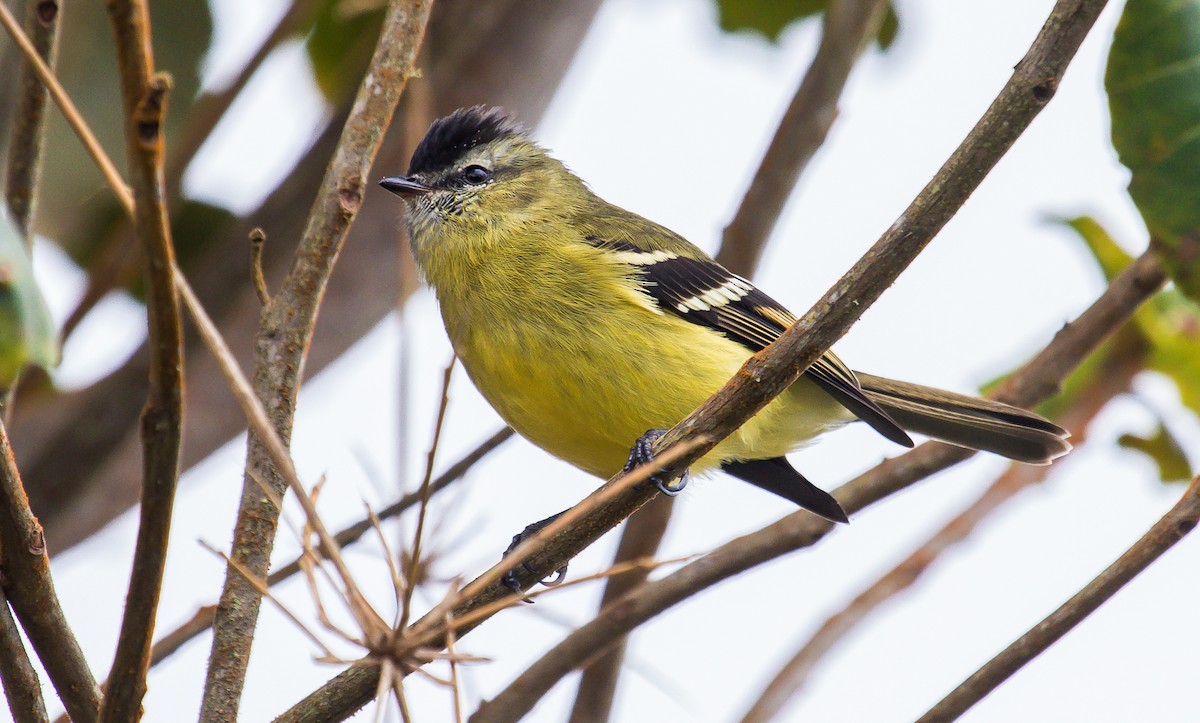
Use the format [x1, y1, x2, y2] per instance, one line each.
[446, 294, 852, 479]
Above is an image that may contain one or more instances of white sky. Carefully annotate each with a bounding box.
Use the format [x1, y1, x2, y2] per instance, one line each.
[27, 0, 1200, 721]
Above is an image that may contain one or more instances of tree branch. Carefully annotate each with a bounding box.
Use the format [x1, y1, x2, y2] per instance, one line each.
[4, 0, 60, 240]
[0, 587, 48, 723]
[918, 469, 1200, 721]
[97, 0, 185, 719]
[199, 1, 433, 719]
[575, 0, 892, 715]
[279, 2, 1113, 718]
[740, 326, 1148, 722]
[0, 417, 98, 721]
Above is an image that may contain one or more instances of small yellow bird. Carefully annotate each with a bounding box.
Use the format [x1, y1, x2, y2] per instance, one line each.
[380, 106, 1069, 526]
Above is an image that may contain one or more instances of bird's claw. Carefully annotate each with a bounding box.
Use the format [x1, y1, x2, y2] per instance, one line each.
[625, 429, 689, 496]
[500, 512, 569, 599]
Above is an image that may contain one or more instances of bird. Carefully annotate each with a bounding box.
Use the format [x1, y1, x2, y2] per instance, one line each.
[379, 106, 1070, 527]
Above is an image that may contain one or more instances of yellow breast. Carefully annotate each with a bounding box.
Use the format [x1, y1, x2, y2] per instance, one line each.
[432, 241, 851, 480]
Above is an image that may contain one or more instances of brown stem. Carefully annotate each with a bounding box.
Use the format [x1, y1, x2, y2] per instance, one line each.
[574, 1, 892, 715]
[917, 471, 1200, 722]
[0, 588, 49, 723]
[0, 418, 98, 722]
[280, 2, 1114, 719]
[199, 1, 433, 719]
[740, 328, 1147, 722]
[466, 255, 1156, 723]
[4, 0, 61, 241]
[97, 1, 185, 720]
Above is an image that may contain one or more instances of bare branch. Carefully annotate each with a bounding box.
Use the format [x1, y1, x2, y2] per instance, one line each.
[279, 2, 1114, 718]
[4, 0, 61, 240]
[97, 0, 186, 718]
[918, 470, 1200, 721]
[200, 1, 433, 717]
[0, 418, 98, 721]
[0, 588, 48, 723]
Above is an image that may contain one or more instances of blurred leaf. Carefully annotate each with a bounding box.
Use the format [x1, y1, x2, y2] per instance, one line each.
[306, 0, 386, 105]
[1053, 215, 1135, 282]
[1106, 0, 1200, 301]
[1118, 421, 1193, 483]
[878, 5, 900, 50]
[1139, 289, 1200, 415]
[1054, 215, 1200, 417]
[0, 214, 59, 385]
[715, 0, 899, 48]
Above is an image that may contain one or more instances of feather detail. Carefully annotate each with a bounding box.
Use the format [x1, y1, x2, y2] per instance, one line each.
[583, 234, 911, 445]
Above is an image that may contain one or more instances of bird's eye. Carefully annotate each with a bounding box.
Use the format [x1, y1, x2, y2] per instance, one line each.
[462, 165, 492, 185]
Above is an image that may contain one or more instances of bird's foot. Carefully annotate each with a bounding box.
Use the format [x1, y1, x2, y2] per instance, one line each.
[501, 511, 569, 597]
[625, 429, 689, 496]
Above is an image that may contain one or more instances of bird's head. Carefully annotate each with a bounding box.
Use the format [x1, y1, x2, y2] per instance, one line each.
[380, 106, 585, 262]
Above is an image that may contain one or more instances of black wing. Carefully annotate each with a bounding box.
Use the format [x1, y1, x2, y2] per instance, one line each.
[587, 237, 912, 447]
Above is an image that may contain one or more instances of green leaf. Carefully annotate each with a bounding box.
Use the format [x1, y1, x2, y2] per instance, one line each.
[1051, 215, 1135, 282]
[1118, 420, 1193, 483]
[1106, 0, 1200, 302]
[1139, 289, 1200, 415]
[0, 214, 59, 385]
[877, 5, 900, 50]
[306, 0, 386, 105]
[714, 0, 899, 48]
[1054, 215, 1200, 417]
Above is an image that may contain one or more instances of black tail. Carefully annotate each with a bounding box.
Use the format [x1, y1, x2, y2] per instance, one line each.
[722, 457, 848, 524]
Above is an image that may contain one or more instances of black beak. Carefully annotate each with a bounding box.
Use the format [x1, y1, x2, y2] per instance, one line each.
[379, 175, 433, 197]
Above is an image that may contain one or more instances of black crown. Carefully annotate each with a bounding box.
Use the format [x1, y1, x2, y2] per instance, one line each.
[407, 106, 523, 176]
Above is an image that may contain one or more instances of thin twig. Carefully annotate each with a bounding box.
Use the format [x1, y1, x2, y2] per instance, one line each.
[198, 3, 433, 716]
[0, 417, 98, 721]
[97, 0, 186, 718]
[131, 427, 509, 681]
[918, 471, 1200, 722]
[0, 0, 133, 213]
[399, 357, 455, 630]
[277, 2, 1113, 717]
[740, 328, 1148, 723]
[0, 588, 49, 723]
[250, 228, 271, 305]
[466, 252, 1159, 723]
[576, 0, 890, 715]
[4, 0, 61, 240]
